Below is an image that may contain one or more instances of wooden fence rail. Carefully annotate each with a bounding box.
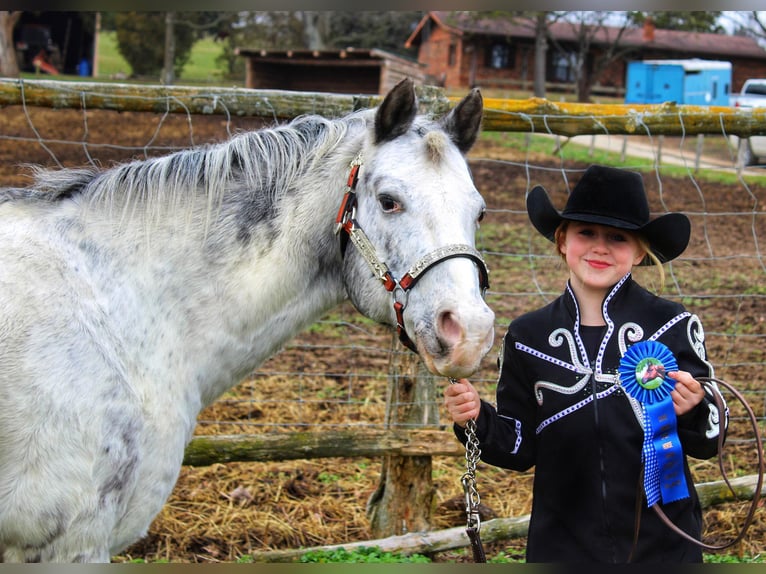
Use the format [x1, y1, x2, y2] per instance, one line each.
[3, 78, 766, 137]
[183, 429, 462, 466]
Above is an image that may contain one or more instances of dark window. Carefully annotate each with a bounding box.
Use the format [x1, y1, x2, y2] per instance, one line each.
[551, 50, 577, 83]
[448, 43, 456, 67]
[486, 43, 514, 70]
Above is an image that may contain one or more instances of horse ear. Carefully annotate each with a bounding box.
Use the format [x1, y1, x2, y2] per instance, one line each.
[374, 78, 417, 144]
[440, 88, 483, 154]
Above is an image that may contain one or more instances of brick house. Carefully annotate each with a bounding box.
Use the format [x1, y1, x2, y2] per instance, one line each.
[405, 11, 766, 97]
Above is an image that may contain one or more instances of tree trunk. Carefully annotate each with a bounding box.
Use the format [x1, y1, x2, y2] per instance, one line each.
[301, 11, 325, 50]
[367, 333, 440, 537]
[533, 12, 547, 98]
[0, 11, 22, 78]
[577, 72, 592, 103]
[162, 11, 175, 85]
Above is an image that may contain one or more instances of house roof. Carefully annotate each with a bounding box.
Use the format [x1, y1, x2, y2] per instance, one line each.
[235, 47, 422, 67]
[406, 11, 766, 61]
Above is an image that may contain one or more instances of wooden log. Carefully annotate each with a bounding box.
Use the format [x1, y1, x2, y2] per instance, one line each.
[474, 97, 766, 137]
[3, 79, 766, 138]
[0, 79, 449, 120]
[695, 473, 765, 507]
[182, 428, 463, 466]
[247, 473, 764, 562]
[248, 514, 531, 562]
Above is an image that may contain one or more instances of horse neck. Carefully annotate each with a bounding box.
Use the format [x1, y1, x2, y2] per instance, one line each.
[78, 136, 360, 408]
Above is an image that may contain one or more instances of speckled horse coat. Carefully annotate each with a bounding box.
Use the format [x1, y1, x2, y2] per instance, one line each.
[0, 79, 494, 562]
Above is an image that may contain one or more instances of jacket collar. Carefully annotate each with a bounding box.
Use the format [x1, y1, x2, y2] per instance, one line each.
[563, 273, 632, 375]
[563, 272, 632, 327]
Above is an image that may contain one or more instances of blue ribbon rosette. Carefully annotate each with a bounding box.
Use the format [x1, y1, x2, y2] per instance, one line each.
[618, 340, 689, 506]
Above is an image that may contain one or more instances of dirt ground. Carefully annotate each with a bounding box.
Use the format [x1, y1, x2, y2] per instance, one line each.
[0, 105, 764, 563]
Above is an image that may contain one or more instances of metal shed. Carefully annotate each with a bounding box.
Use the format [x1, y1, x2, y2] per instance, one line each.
[235, 47, 425, 95]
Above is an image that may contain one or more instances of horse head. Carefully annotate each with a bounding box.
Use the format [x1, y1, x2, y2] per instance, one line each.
[339, 79, 495, 379]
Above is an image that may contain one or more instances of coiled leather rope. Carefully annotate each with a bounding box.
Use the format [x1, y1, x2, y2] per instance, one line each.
[628, 376, 764, 561]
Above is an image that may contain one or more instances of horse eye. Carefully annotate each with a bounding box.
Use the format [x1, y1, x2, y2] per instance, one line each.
[378, 194, 400, 213]
[478, 208, 486, 223]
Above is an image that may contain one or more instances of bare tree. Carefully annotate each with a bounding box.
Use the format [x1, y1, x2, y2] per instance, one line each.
[299, 11, 328, 50]
[0, 11, 22, 77]
[547, 11, 634, 102]
[745, 10, 766, 38]
[486, 12, 564, 99]
[533, 12, 548, 97]
[162, 12, 176, 85]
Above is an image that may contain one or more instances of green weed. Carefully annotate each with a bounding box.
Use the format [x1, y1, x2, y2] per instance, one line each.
[299, 546, 432, 563]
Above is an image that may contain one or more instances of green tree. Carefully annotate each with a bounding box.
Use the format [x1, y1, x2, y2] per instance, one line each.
[627, 11, 725, 33]
[216, 12, 304, 80]
[324, 11, 421, 57]
[115, 12, 196, 78]
[215, 11, 421, 80]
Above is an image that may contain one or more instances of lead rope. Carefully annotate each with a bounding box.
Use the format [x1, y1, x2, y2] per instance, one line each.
[450, 377, 487, 563]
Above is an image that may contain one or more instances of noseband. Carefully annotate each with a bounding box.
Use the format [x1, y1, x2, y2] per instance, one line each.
[335, 154, 490, 353]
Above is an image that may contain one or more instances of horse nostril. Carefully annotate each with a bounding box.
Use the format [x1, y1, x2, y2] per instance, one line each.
[437, 309, 464, 348]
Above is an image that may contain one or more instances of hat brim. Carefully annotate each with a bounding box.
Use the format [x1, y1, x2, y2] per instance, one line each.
[526, 185, 562, 242]
[526, 185, 690, 265]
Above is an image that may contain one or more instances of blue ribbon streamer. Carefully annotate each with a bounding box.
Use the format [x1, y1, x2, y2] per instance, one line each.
[619, 340, 689, 506]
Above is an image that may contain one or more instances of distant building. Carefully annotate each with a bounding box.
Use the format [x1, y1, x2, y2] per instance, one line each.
[14, 12, 95, 76]
[235, 48, 425, 95]
[405, 11, 766, 96]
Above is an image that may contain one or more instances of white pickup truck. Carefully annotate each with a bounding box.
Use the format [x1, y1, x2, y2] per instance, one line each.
[730, 79, 766, 166]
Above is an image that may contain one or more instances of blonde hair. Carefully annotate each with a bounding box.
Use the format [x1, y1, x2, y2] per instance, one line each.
[553, 221, 666, 293]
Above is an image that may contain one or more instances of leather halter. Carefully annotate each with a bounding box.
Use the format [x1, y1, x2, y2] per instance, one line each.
[335, 154, 490, 353]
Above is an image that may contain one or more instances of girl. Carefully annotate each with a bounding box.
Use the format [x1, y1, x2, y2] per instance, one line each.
[445, 165, 726, 563]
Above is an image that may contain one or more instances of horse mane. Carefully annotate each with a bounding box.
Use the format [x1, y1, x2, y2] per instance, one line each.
[11, 111, 371, 218]
[1, 110, 455, 242]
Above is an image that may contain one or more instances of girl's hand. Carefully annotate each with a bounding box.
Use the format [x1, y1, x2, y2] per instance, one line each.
[668, 370, 706, 416]
[444, 379, 481, 427]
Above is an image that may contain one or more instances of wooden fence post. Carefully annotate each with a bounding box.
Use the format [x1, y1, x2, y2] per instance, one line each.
[366, 333, 440, 537]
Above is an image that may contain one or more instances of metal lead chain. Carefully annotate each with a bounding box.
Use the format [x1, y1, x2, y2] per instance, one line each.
[450, 378, 482, 533]
[462, 417, 483, 532]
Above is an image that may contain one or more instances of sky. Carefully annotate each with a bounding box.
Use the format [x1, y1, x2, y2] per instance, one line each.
[8, 2, 766, 11]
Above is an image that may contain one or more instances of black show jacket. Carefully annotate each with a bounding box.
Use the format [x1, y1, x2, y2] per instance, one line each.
[456, 274, 726, 563]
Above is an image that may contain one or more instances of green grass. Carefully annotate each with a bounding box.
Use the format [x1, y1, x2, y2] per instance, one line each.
[95, 30, 130, 78]
[704, 552, 765, 563]
[181, 35, 227, 83]
[95, 30, 228, 84]
[298, 547, 432, 563]
[479, 131, 766, 186]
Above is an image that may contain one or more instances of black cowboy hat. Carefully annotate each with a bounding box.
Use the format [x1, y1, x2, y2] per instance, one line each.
[526, 165, 690, 264]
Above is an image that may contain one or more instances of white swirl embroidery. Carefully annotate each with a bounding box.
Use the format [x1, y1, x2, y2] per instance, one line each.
[617, 322, 644, 356]
[517, 328, 592, 404]
[686, 313, 714, 373]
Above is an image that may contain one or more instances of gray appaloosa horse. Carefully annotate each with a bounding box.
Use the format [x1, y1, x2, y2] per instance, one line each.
[0, 78, 494, 562]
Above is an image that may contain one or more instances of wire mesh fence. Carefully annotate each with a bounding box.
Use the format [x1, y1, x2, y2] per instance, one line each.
[0, 78, 763, 447]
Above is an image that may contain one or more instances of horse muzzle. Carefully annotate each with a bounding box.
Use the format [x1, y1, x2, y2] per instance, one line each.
[415, 302, 496, 379]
